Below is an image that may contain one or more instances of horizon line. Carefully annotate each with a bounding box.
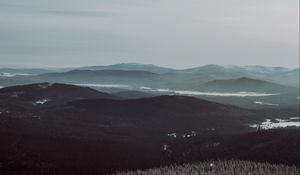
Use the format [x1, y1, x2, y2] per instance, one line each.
[0, 62, 299, 70]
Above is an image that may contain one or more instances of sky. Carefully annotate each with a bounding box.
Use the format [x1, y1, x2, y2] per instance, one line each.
[0, 0, 299, 68]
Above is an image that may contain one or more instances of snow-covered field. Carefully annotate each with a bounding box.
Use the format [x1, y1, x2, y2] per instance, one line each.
[249, 117, 300, 130]
[254, 101, 279, 106]
[140, 86, 281, 97]
[76, 84, 130, 88]
[0, 72, 32, 77]
[35, 99, 49, 105]
[73, 84, 282, 97]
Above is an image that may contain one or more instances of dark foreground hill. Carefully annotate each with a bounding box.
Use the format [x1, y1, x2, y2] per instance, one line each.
[167, 128, 300, 166]
[0, 83, 299, 174]
[115, 160, 299, 175]
[111, 90, 156, 99]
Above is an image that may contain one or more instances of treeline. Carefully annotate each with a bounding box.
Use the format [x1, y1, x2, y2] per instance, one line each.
[115, 160, 299, 175]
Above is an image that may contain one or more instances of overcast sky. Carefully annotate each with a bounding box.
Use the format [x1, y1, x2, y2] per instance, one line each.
[0, 0, 299, 68]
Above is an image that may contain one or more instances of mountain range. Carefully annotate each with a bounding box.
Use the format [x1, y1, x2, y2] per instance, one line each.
[0, 64, 299, 174]
[1, 63, 298, 110]
[1, 63, 298, 87]
[0, 83, 298, 174]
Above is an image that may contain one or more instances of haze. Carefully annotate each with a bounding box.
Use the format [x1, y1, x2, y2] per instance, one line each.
[0, 0, 299, 68]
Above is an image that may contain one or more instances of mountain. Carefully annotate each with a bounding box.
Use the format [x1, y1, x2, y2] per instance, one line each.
[6, 64, 299, 91]
[199, 77, 296, 93]
[3, 64, 298, 110]
[171, 64, 299, 88]
[53, 95, 257, 138]
[112, 90, 156, 99]
[0, 83, 298, 174]
[0, 83, 118, 107]
[0, 68, 53, 76]
[19, 70, 162, 86]
[0, 84, 262, 135]
[78, 63, 175, 74]
[0, 77, 37, 88]
[0, 94, 257, 174]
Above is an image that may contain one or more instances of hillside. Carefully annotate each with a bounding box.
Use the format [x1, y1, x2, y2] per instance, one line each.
[167, 128, 300, 165]
[0, 83, 118, 107]
[64, 95, 258, 135]
[112, 90, 156, 99]
[0, 84, 298, 174]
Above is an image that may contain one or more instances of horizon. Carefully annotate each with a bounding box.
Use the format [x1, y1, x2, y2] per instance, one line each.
[0, 62, 299, 70]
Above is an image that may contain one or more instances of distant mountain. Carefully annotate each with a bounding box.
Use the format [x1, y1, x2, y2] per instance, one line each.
[21, 69, 161, 85]
[5, 64, 299, 91]
[243, 65, 293, 73]
[172, 64, 299, 88]
[0, 68, 52, 75]
[0, 77, 36, 87]
[78, 63, 174, 74]
[199, 77, 296, 93]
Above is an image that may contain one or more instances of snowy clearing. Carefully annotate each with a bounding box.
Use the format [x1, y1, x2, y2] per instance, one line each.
[249, 118, 300, 130]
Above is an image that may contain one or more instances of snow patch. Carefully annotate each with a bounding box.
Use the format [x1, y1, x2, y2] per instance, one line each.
[254, 101, 279, 106]
[140, 87, 280, 97]
[167, 133, 177, 138]
[0, 72, 32, 77]
[38, 83, 53, 89]
[290, 117, 300, 120]
[207, 128, 216, 131]
[182, 131, 197, 138]
[157, 89, 170, 92]
[275, 118, 288, 122]
[249, 118, 300, 130]
[173, 91, 280, 97]
[162, 144, 169, 151]
[140, 86, 152, 90]
[76, 84, 130, 88]
[35, 99, 49, 104]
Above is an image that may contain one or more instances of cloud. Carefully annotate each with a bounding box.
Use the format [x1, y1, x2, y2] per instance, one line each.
[0, 0, 298, 68]
[0, 1, 114, 17]
[41, 10, 113, 17]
